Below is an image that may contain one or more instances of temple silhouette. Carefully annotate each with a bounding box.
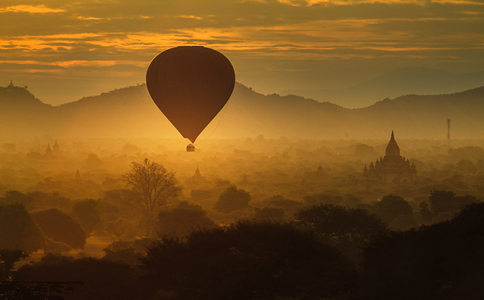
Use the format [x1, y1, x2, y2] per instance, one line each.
[364, 131, 416, 182]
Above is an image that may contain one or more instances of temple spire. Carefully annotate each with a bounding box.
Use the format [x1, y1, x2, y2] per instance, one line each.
[192, 166, 204, 180]
[385, 130, 400, 157]
[364, 130, 416, 182]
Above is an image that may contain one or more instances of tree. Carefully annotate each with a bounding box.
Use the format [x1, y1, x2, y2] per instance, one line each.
[0, 203, 45, 252]
[360, 203, 484, 300]
[0, 249, 26, 281]
[85, 153, 103, 169]
[428, 191, 479, 220]
[455, 194, 479, 208]
[125, 159, 179, 235]
[157, 202, 216, 238]
[419, 201, 432, 224]
[262, 195, 303, 215]
[26, 191, 72, 211]
[14, 254, 137, 299]
[456, 159, 477, 173]
[103, 238, 153, 266]
[101, 189, 142, 240]
[141, 222, 356, 299]
[373, 194, 413, 224]
[429, 190, 457, 214]
[303, 193, 343, 206]
[32, 208, 86, 249]
[214, 185, 250, 212]
[71, 199, 100, 235]
[296, 204, 387, 262]
[0, 190, 32, 208]
[263, 195, 302, 209]
[253, 207, 286, 223]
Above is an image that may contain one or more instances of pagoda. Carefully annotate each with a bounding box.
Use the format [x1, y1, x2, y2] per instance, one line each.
[364, 131, 416, 182]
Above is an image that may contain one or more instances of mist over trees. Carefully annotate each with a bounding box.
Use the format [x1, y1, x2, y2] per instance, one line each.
[0, 136, 483, 298]
[0, 0, 483, 295]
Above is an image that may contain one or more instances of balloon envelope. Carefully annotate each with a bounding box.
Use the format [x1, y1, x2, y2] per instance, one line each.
[146, 46, 235, 143]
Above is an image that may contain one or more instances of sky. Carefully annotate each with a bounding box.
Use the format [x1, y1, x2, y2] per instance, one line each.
[0, 0, 483, 105]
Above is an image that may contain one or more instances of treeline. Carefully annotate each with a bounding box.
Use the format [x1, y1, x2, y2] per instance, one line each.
[0, 186, 478, 255]
[0, 199, 483, 299]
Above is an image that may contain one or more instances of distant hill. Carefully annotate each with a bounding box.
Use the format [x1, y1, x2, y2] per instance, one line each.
[0, 84, 54, 137]
[286, 67, 484, 108]
[0, 82, 483, 140]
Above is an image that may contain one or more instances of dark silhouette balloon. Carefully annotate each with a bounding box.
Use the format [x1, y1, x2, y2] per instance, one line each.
[146, 46, 235, 143]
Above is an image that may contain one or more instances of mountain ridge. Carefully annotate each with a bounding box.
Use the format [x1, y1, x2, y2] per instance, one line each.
[0, 82, 483, 139]
[285, 67, 484, 108]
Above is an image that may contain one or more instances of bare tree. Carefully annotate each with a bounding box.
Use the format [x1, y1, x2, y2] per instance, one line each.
[125, 158, 179, 235]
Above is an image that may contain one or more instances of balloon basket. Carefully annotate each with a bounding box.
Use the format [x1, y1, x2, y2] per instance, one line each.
[186, 144, 195, 152]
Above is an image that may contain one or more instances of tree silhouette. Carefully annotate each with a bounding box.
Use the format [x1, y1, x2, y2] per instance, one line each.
[214, 185, 250, 212]
[32, 208, 86, 249]
[296, 204, 387, 261]
[0, 249, 26, 281]
[303, 193, 343, 206]
[419, 201, 432, 224]
[71, 199, 100, 235]
[455, 194, 479, 208]
[103, 238, 153, 267]
[360, 203, 484, 300]
[0, 203, 44, 252]
[14, 254, 137, 300]
[373, 194, 413, 224]
[429, 190, 457, 214]
[140, 222, 356, 299]
[157, 202, 216, 238]
[253, 207, 285, 223]
[125, 158, 179, 235]
[0, 191, 31, 208]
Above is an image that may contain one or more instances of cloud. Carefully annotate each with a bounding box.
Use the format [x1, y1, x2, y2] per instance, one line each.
[24, 69, 65, 74]
[76, 16, 105, 21]
[0, 0, 482, 104]
[306, 0, 423, 4]
[0, 59, 144, 68]
[283, 0, 484, 5]
[458, 10, 483, 15]
[40, 33, 104, 39]
[0, 14, 481, 58]
[0, 33, 105, 51]
[178, 15, 204, 20]
[431, 0, 484, 5]
[0, 5, 65, 14]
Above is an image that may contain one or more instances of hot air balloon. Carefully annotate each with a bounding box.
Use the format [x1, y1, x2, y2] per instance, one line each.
[146, 46, 235, 151]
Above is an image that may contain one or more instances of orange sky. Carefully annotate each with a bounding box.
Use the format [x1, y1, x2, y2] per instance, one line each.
[0, 0, 483, 105]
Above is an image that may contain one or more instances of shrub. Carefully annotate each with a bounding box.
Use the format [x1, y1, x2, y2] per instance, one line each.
[214, 186, 251, 213]
[32, 209, 86, 249]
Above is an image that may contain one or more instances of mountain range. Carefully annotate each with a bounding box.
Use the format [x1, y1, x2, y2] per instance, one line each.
[285, 67, 484, 108]
[1, 81, 483, 140]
